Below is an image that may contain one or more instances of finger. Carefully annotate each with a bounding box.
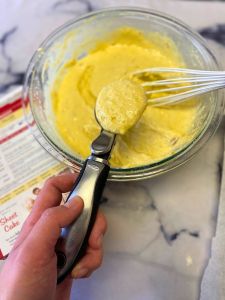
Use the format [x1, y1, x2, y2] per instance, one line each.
[71, 248, 103, 279]
[70, 211, 107, 279]
[88, 211, 107, 250]
[22, 197, 84, 258]
[13, 173, 78, 249]
[33, 172, 78, 215]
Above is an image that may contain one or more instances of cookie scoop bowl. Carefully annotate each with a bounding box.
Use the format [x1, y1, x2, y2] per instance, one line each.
[23, 7, 224, 181]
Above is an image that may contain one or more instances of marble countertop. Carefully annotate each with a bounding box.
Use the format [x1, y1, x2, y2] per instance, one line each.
[1, 1, 225, 299]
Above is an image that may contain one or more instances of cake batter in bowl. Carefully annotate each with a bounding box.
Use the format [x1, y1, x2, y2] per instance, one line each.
[23, 7, 224, 181]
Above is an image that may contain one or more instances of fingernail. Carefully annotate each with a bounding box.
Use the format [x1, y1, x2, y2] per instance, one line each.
[96, 234, 103, 247]
[65, 196, 83, 209]
[72, 265, 88, 279]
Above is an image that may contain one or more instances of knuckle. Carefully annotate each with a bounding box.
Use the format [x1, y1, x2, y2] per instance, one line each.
[98, 211, 108, 233]
[93, 253, 103, 269]
[41, 207, 55, 219]
[24, 218, 37, 229]
[84, 271, 92, 278]
[98, 255, 103, 267]
[102, 218, 107, 233]
[44, 176, 56, 188]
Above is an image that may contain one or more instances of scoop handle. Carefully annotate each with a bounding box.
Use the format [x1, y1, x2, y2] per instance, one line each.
[56, 157, 109, 284]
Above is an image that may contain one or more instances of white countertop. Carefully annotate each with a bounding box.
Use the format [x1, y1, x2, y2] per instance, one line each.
[1, 1, 225, 299]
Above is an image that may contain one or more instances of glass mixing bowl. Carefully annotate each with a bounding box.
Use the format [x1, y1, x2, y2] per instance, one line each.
[23, 7, 224, 181]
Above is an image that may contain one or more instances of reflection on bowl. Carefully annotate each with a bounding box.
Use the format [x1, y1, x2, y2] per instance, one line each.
[23, 8, 224, 181]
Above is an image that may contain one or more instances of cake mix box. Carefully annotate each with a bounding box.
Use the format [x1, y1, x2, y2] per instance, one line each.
[0, 89, 68, 259]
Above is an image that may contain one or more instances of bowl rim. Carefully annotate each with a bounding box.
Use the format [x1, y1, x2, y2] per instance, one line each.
[23, 7, 225, 181]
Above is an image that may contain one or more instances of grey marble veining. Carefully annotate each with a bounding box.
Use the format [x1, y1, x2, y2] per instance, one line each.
[199, 24, 225, 46]
[1, 1, 225, 299]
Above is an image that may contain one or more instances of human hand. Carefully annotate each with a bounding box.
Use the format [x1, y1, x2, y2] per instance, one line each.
[0, 173, 107, 300]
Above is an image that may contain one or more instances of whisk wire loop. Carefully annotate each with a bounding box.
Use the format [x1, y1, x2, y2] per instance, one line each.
[131, 68, 225, 106]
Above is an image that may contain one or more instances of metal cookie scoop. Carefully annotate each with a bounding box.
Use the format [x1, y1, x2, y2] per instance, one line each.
[56, 79, 142, 283]
[56, 129, 115, 284]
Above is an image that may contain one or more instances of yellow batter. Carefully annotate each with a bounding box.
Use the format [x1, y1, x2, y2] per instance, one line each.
[96, 78, 147, 134]
[52, 27, 200, 168]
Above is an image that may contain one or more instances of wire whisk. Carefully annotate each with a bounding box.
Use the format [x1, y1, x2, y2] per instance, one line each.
[131, 68, 225, 106]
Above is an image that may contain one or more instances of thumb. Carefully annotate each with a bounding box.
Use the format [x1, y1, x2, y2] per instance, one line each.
[23, 197, 84, 256]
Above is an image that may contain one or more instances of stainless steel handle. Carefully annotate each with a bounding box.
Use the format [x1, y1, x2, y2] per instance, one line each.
[56, 157, 109, 284]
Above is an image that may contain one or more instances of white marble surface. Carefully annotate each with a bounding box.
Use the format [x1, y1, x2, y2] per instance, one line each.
[1, 1, 225, 299]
